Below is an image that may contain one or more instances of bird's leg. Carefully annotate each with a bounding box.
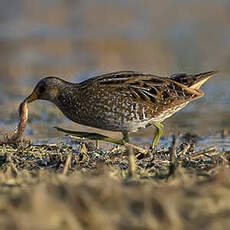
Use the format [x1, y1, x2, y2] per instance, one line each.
[54, 126, 124, 144]
[151, 122, 164, 149]
[55, 126, 147, 153]
[95, 140, 100, 148]
[122, 131, 129, 143]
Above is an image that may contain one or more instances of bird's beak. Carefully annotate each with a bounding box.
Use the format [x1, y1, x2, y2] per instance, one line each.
[24, 91, 38, 104]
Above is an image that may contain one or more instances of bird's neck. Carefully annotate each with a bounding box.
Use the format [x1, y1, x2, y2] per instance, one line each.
[52, 82, 81, 121]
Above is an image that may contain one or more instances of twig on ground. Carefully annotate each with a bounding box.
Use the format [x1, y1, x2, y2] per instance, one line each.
[63, 152, 72, 175]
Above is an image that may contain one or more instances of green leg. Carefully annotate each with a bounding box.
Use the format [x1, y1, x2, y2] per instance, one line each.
[96, 140, 100, 148]
[55, 126, 147, 153]
[151, 122, 164, 149]
[55, 126, 124, 144]
[122, 131, 129, 143]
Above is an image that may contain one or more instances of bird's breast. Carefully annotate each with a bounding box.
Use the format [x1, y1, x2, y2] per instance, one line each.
[55, 90, 155, 131]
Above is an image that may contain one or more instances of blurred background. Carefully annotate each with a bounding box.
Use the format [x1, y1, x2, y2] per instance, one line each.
[0, 0, 229, 143]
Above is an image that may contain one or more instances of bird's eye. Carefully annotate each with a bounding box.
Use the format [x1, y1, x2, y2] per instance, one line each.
[39, 84, 46, 94]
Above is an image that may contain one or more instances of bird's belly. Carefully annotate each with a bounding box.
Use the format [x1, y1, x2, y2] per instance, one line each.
[60, 105, 152, 132]
[153, 102, 189, 122]
[70, 112, 153, 132]
[57, 98, 189, 132]
[58, 98, 153, 132]
[81, 102, 190, 132]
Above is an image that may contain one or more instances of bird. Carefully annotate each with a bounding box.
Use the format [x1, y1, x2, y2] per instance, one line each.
[24, 70, 217, 148]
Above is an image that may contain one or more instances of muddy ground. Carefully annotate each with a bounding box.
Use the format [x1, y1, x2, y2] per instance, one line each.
[0, 133, 230, 230]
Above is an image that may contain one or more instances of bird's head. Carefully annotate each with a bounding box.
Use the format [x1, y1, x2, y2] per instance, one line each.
[24, 77, 62, 104]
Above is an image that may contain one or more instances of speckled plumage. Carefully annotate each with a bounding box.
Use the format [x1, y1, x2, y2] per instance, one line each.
[25, 70, 217, 147]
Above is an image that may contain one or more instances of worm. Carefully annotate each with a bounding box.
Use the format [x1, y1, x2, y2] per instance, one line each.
[8, 100, 28, 142]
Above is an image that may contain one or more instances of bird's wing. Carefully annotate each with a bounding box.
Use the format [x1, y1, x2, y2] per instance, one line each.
[96, 71, 203, 106]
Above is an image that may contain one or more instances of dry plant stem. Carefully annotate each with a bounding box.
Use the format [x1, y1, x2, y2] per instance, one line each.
[221, 129, 228, 139]
[124, 142, 147, 154]
[127, 146, 136, 178]
[63, 151, 72, 175]
[180, 143, 190, 155]
[80, 143, 87, 154]
[168, 135, 177, 178]
[190, 149, 218, 160]
[8, 101, 28, 143]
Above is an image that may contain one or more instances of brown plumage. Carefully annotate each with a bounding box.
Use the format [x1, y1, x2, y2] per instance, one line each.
[23, 70, 217, 148]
